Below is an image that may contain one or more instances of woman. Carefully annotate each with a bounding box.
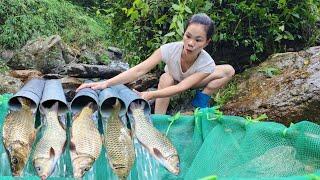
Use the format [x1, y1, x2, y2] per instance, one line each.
[76, 13, 235, 114]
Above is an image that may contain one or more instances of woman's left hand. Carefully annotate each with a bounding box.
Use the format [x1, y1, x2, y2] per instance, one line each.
[133, 89, 154, 101]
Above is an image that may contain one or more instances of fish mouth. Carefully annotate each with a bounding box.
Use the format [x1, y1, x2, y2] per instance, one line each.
[12, 171, 22, 176]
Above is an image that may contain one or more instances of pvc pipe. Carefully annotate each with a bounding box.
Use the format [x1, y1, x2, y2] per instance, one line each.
[8, 78, 45, 112]
[70, 80, 99, 114]
[40, 79, 68, 115]
[98, 87, 125, 117]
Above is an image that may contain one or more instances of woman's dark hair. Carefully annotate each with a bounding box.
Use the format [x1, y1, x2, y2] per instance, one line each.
[186, 13, 215, 39]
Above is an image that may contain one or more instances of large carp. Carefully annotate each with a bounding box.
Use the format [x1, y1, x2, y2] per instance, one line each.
[105, 99, 135, 179]
[129, 101, 180, 175]
[2, 97, 36, 176]
[32, 102, 66, 180]
[70, 102, 102, 178]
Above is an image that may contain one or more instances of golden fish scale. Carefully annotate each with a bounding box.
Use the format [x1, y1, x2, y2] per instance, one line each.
[71, 113, 102, 159]
[33, 111, 66, 159]
[3, 108, 35, 147]
[131, 109, 177, 157]
[105, 115, 135, 175]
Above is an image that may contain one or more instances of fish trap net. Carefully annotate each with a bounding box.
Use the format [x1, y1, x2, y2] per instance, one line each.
[0, 93, 320, 179]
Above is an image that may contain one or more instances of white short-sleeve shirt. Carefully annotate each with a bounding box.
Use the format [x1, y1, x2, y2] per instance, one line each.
[160, 41, 216, 82]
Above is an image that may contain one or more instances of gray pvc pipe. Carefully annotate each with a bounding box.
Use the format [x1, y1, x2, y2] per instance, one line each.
[70, 80, 99, 113]
[112, 84, 151, 115]
[8, 78, 45, 112]
[99, 87, 126, 117]
[40, 79, 68, 115]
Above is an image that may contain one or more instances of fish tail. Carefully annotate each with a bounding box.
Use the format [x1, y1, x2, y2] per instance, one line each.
[41, 101, 59, 114]
[18, 97, 32, 109]
[129, 100, 145, 112]
[86, 102, 97, 112]
[113, 99, 121, 112]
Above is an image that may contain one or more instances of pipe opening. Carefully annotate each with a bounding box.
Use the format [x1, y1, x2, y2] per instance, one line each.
[40, 100, 68, 115]
[100, 97, 126, 117]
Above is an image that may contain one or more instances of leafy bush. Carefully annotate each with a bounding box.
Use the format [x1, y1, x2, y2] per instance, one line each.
[0, 0, 109, 49]
[95, 0, 319, 67]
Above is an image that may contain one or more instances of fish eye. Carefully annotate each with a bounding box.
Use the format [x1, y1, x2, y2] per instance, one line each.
[12, 157, 18, 164]
[84, 167, 90, 172]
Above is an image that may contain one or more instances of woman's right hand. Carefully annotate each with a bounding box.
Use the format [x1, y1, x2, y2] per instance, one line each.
[76, 81, 108, 92]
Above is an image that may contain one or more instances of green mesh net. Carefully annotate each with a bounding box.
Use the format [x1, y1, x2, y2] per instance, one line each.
[0, 93, 319, 179]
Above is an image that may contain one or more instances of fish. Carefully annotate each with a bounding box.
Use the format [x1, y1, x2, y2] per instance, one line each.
[129, 101, 180, 175]
[2, 97, 36, 176]
[104, 99, 135, 179]
[32, 102, 66, 180]
[70, 102, 102, 178]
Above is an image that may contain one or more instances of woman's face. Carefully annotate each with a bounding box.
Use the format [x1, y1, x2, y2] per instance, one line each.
[183, 23, 210, 56]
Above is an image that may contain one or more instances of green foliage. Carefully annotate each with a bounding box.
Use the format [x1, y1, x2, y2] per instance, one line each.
[0, 0, 109, 49]
[100, 53, 110, 64]
[245, 114, 268, 122]
[210, 0, 320, 61]
[95, 0, 319, 66]
[258, 67, 281, 77]
[213, 81, 237, 106]
[0, 61, 10, 73]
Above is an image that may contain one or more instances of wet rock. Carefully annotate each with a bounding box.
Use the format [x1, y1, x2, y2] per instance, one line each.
[126, 73, 158, 91]
[1, 50, 14, 62]
[107, 46, 123, 60]
[78, 46, 99, 65]
[64, 62, 129, 78]
[61, 76, 83, 90]
[7, 35, 68, 74]
[0, 74, 23, 94]
[9, 70, 42, 82]
[222, 46, 320, 125]
[42, 74, 63, 79]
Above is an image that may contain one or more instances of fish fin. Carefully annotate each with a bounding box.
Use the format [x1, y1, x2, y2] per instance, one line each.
[72, 111, 81, 121]
[49, 147, 55, 159]
[129, 100, 145, 111]
[153, 148, 165, 161]
[50, 102, 59, 112]
[29, 130, 36, 144]
[87, 102, 97, 112]
[70, 141, 76, 152]
[58, 116, 67, 130]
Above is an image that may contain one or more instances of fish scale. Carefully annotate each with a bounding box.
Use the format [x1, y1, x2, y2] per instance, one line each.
[129, 101, 180, 175]
[105, 99, 135, 179]
[71, 117, 101, 158]
[2, 97, 36, 176]
[131, 107, 175, 157]
[3, 109, 35, 147]
[32, 102, 66, 179]
[70, 103, 102, 178]
[33, 110, 66, 158]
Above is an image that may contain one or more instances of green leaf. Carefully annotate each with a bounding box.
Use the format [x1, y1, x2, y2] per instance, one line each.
[279, 25, 285, 31]
[177, 20, 184, 35]
[185, 6, 192, 14]
[275, 34, 283, 42]
[284, 31, 294, 40]
[172, 4, 180, 11]
[250, 54, 258, 61]
[291, 13, 300, 18]
[164, 32, 175, 37]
